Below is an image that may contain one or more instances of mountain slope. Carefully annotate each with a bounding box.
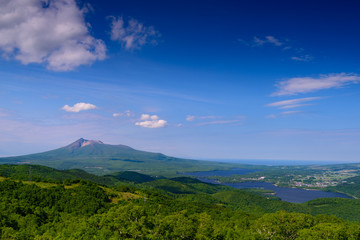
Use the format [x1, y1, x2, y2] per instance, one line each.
[7, 138, 168, 160]
[0, 138, 246, 176]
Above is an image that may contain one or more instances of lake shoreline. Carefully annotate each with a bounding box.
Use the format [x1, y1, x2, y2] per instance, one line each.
[182, 169, 353, 203]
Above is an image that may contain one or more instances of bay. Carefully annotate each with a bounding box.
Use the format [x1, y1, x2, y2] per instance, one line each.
[183, 169, 352, 203]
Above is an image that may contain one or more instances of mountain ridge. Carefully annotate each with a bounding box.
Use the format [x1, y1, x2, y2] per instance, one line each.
[66, 138, 104, 150]
[0, 138, 247, 176]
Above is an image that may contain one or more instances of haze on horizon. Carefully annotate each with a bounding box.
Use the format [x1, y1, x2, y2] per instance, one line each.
[0, 0, 360, 163]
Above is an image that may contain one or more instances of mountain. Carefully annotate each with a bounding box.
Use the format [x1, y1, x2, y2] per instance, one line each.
[66, 138, 105, 150]
[0, 138, 248, 176]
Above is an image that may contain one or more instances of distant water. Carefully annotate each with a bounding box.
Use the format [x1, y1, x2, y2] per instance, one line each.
[202, 159, 345, 166]
[226, 182, 352, 203]
[182, 168, 258, 177]
[184, 169, 352, 203]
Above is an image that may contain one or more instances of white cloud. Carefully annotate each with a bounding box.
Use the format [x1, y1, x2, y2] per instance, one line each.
[140, 114, 150, 120]
[62, 102, 97, 112]
[135, 114, 167, 128]
[291, 55, 313, 62]
[112, 113, 122, 117]
[110, 16, 160, 51]
[267, 97, 322, 109]
[186, 115, 195, 121]
[113, 110, 133, 118]
[124, 110, 133, 117]
[273, 73, 360, 96]
[0, 0, 106, 71]
[140, 114, 159, 120]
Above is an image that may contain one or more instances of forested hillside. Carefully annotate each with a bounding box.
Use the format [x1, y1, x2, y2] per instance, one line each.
[1, 164, 360, 239]
[1, 179, 360, 239]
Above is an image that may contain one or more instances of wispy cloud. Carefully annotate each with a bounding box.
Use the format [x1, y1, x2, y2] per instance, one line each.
[186, 115, 245, 126]
[186, 115, 195, 121]
[281, 110, 304, 115]
[252, 36, 284, 47]
[113, 110, 133, 118]
[291, 55, 313, 62]
[198, 120, 241, 126]
[272, 73, 360, 96]
[239, 36, 312, 61]
[266, 114, 277, 119]
[185, 115, 218, 122]
[264, 36, 283, 46]
[266, 110, 304, 119]
[267, 97, 322, 109]
[279, 104, 312, 109]
[135, 114, 167, 128]
[0, 0, 106, 71]
[62, 103, 97, 113]
[110, 16, 160, 51]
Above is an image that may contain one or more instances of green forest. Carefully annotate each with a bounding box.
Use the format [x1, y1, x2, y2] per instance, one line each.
[1, 164, 360, 239]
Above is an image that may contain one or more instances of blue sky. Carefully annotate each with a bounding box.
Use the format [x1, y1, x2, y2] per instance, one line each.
[1, 0, 360, 163]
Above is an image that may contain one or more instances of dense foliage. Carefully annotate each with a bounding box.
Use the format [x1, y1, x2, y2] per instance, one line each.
[1, 164, 360, 239]
[0, 164, 120, 186]
[1, 179, 360, 239]
[327, 175, 360, 198]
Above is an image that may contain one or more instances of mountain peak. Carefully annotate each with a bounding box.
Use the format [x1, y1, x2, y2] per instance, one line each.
[66, 138, 104, 150]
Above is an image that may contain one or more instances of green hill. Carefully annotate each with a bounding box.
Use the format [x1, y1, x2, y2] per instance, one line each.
[0, 164, 121, 186]
[0, 138, 247, 176]
[326, 175, 360, 198]
[107, 171, 157, 183]
[2, 178, 359, 239]
[2, 164, 360, 223]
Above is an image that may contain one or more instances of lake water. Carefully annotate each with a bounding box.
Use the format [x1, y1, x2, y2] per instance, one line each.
[183, 168, 258, 177]
[183, 169, 352, 203]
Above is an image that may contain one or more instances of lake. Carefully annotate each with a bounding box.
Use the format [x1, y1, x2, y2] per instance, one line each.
[183, 169, 352, 203]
